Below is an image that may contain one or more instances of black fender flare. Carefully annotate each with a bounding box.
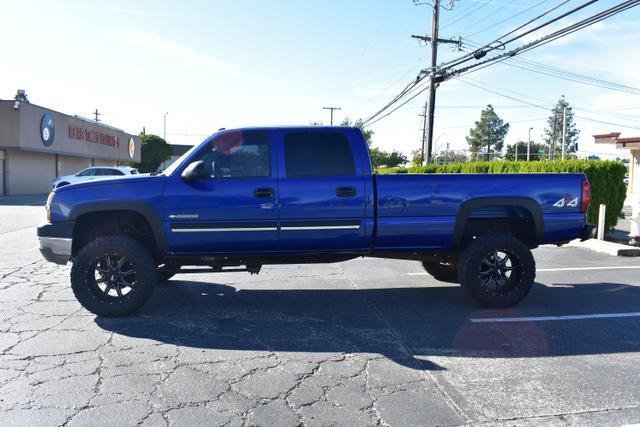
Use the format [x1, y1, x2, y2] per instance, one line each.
[68, 201, 166, 252]
[452, 196, 544, 249]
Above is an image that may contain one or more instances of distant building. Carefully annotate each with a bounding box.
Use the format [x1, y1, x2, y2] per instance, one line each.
[0, 99, 140, 196]
[158, 144, 194, 171]
[593, 132, 639, 197]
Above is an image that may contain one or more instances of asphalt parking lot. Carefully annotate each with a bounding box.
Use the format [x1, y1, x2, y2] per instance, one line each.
[1, 202, 639, 426]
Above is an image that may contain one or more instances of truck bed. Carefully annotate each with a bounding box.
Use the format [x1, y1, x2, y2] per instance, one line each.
[374, 173, 586, 251]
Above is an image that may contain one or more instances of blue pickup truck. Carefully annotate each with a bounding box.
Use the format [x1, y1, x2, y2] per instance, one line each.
[37, 126, 595, 316]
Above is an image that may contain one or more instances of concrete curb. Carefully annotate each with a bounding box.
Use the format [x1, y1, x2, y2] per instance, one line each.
[567, 238, 640, 257]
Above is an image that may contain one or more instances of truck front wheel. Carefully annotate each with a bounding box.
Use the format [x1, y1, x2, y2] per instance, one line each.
[70, 236, 157, 317]
[457, 233, 535, 308]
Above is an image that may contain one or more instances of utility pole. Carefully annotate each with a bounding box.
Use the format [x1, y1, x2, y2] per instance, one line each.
[561, 106, 567, 160]
[515, 142, 518, 161]
[163, 112, 168, 142]
[412, 0, 460, 165]
[419, 103, 427, 163]
[93, 109, 101, 122]
[527, 127, 533, 161]
[322, 106, 341, 126]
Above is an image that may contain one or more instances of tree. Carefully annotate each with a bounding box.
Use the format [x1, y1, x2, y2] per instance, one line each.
[339, 117, 406, 168]
[370, 147, 407, 168]
[410, 149, 424, 166]
[544, 96, 579, 158]
[138, 134, 172, 172]
[340, 117, 373, 147]
[504, 141, 546, 161]
[14, 89, 29, 103]
[434, 150, 468, 164]
[466, 105, 509, 161]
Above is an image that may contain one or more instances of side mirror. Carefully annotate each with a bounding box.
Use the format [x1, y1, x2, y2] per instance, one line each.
[181, 160, 209, 180]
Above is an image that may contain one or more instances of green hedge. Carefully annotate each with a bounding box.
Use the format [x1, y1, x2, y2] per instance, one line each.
[376, 160, 627, 230]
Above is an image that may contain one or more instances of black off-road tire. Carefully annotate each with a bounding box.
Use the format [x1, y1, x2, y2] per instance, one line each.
[71, 236, 157, 317]
[158, 263, 181, 283]
[422, 261, 458, 284]
[457, 233, 535, 308]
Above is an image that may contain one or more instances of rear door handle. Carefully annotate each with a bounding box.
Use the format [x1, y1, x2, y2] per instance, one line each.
[336, 186, 357, 197]
[254, 187, 275, 198]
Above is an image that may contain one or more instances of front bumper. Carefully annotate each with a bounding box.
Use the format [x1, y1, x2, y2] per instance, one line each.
[37, 222, 74, 265]
[580, 223, 596, 241]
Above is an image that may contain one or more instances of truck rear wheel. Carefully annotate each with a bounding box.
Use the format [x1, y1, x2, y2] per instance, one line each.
[71, 236, 157, 317]
[457, 233, 535, 308]
[422, 261, 458, 283]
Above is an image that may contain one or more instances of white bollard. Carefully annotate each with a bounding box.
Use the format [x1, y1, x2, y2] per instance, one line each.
[597, 204, 606, 240]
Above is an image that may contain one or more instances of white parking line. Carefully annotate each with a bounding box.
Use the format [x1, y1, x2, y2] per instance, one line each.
[470, 312, 640, 323]
[408, 266, 640, 276]
[538, 266, 640, 272]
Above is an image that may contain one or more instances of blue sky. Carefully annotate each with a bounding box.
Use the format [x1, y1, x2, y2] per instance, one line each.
[2, 0, 640, 159]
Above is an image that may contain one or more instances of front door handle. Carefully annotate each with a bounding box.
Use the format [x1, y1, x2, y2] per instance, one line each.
[336, 186, 357, 197]
[254, 187, 275, 198]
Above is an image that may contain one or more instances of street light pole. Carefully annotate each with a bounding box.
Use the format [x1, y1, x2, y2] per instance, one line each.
[527, 127, 533, 161]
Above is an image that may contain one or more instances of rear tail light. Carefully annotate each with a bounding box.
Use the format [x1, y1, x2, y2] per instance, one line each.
[581, 179, 591, 213]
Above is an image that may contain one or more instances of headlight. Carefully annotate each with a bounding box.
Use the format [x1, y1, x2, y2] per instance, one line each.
[46, 191, 55, 222]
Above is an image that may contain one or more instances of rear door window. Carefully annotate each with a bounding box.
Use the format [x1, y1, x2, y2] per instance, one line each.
[284, 132, 355, 177]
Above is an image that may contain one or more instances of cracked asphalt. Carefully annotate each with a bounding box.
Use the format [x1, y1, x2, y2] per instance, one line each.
[1, 202, 640, 426]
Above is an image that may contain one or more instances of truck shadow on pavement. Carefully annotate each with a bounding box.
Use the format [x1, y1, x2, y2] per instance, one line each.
[96, 280, 640, 370]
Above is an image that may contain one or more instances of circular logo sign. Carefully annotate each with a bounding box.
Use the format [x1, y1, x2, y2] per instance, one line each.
[40, 114, 55, 146]
[128, 137, 135, 159]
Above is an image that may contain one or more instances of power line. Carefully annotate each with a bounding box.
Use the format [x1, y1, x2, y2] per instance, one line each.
[456, 77, 640, 130]
[362, 0, 584, 127]
[457, 0, 519, 35]
[440, 0, 493, 31]
[443, 1, 640, 81]
[361, 1, 640, 132]
[365, 81, 431, 128]
[459, 39, 640, 95]
[464, 0, 553, 38]
[440, 0, 598, 73]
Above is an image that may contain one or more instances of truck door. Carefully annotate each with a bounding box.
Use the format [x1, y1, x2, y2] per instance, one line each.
[276, 129, 369, 252]
[163, 130, 278, 254]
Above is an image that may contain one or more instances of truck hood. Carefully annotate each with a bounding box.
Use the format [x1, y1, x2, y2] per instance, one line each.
[53, 173, 158, 193]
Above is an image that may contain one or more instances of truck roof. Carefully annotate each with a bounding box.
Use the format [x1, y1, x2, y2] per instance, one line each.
[215, 125, 359, 133]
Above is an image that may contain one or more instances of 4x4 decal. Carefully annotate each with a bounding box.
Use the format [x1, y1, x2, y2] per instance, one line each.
[553, 197, 579, 208]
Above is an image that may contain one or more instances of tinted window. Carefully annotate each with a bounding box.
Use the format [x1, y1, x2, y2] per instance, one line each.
[77, 169, 94, 177]
[95, 169, 113, 176]
[284, 132, 355, 177]
[197, 131, 270, 178]
[111, 169, 125, 175]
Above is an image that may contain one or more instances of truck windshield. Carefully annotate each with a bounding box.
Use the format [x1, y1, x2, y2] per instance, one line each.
[162, 138, 210, 176]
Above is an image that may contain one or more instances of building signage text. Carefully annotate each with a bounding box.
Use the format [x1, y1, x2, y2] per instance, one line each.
[68, 125, 118, 147]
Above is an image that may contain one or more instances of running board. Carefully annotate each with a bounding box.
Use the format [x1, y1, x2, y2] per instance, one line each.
[171, 265, 262, 274]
